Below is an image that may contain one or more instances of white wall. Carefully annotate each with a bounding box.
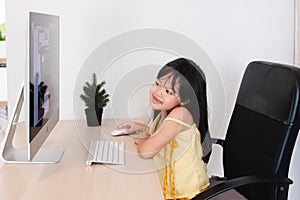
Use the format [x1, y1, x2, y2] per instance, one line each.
[5, 0, 299, 199]
[0, 0, 5, 24]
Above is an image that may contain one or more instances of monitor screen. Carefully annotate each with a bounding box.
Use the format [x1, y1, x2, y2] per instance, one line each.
[28, 12, 62, 161]
[29, 12, 59, 142]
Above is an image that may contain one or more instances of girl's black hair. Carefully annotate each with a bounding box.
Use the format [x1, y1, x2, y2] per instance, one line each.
[153, 58, 211, 161]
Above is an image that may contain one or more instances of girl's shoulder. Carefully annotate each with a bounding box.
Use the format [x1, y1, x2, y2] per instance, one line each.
[166, 107, 194, 127]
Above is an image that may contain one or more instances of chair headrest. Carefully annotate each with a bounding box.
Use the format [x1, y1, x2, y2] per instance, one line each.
[237, 61, 300, 126]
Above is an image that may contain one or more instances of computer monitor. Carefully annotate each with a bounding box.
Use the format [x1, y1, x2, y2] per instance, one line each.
[0, 12, 64, 163]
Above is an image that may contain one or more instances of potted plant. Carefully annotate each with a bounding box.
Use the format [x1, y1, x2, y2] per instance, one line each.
[0, 30, 5, 41]
[0, 23, 5, 41]
[0, 23, 6, 61]
[80, 73, 110, 126]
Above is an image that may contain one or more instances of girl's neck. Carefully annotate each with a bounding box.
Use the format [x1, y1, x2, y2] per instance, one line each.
[160, 110, 168, 119]
[157, 111, 168, 127]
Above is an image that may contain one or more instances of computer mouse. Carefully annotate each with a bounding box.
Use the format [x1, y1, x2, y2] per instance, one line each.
[110, 128, 128, 136]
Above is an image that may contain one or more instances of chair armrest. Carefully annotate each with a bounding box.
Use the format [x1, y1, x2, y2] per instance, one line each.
[202, 138, 224, 163]
[211, 137, 224, 147]
[192, 175, 293, 200]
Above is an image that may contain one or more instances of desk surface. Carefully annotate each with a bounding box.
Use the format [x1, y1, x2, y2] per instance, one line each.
[0, 101, 7, 106]
[0, 120, 164, 200]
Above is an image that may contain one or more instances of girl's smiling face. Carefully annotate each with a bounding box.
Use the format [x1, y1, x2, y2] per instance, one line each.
[150, 73, 181, 111]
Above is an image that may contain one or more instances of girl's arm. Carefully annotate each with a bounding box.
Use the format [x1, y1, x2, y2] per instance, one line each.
[136, 107, 193, 159]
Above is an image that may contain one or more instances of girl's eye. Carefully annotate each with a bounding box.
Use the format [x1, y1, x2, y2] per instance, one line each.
[165, 89, 174, 95]
[155, 81, 160, 86]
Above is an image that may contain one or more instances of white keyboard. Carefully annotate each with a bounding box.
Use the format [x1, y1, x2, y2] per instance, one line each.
[86, 140, 125, 166]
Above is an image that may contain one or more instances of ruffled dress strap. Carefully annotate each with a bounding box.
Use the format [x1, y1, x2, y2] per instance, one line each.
[164, 117, 193, 128]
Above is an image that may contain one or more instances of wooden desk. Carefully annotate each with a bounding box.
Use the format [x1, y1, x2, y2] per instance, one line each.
[0, 101, 7, 106]
[0, 120, 164, 200]
[0, 58, 6, 64]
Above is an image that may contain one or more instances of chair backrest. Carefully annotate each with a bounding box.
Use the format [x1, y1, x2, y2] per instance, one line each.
[223, 61, 300, 199]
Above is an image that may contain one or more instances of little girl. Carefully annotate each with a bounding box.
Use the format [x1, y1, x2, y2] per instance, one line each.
[117, 58, 210, 200]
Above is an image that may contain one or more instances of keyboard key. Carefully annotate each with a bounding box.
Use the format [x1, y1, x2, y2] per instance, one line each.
[118, 142, 125, 165]
[96, 140, 104, 162]
[108, 142, 112, 162]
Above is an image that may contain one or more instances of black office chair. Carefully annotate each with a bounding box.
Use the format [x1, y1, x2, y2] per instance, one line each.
[193, 61, 300, 200]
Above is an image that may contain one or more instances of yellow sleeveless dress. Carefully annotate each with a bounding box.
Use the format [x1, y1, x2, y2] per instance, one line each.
[150, 114, 209, 200]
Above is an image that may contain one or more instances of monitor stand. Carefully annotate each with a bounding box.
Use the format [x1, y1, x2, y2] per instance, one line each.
[0, 86, 64, 164]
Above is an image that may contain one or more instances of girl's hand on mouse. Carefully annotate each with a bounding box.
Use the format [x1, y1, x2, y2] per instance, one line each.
[117, 121, 139, 134]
